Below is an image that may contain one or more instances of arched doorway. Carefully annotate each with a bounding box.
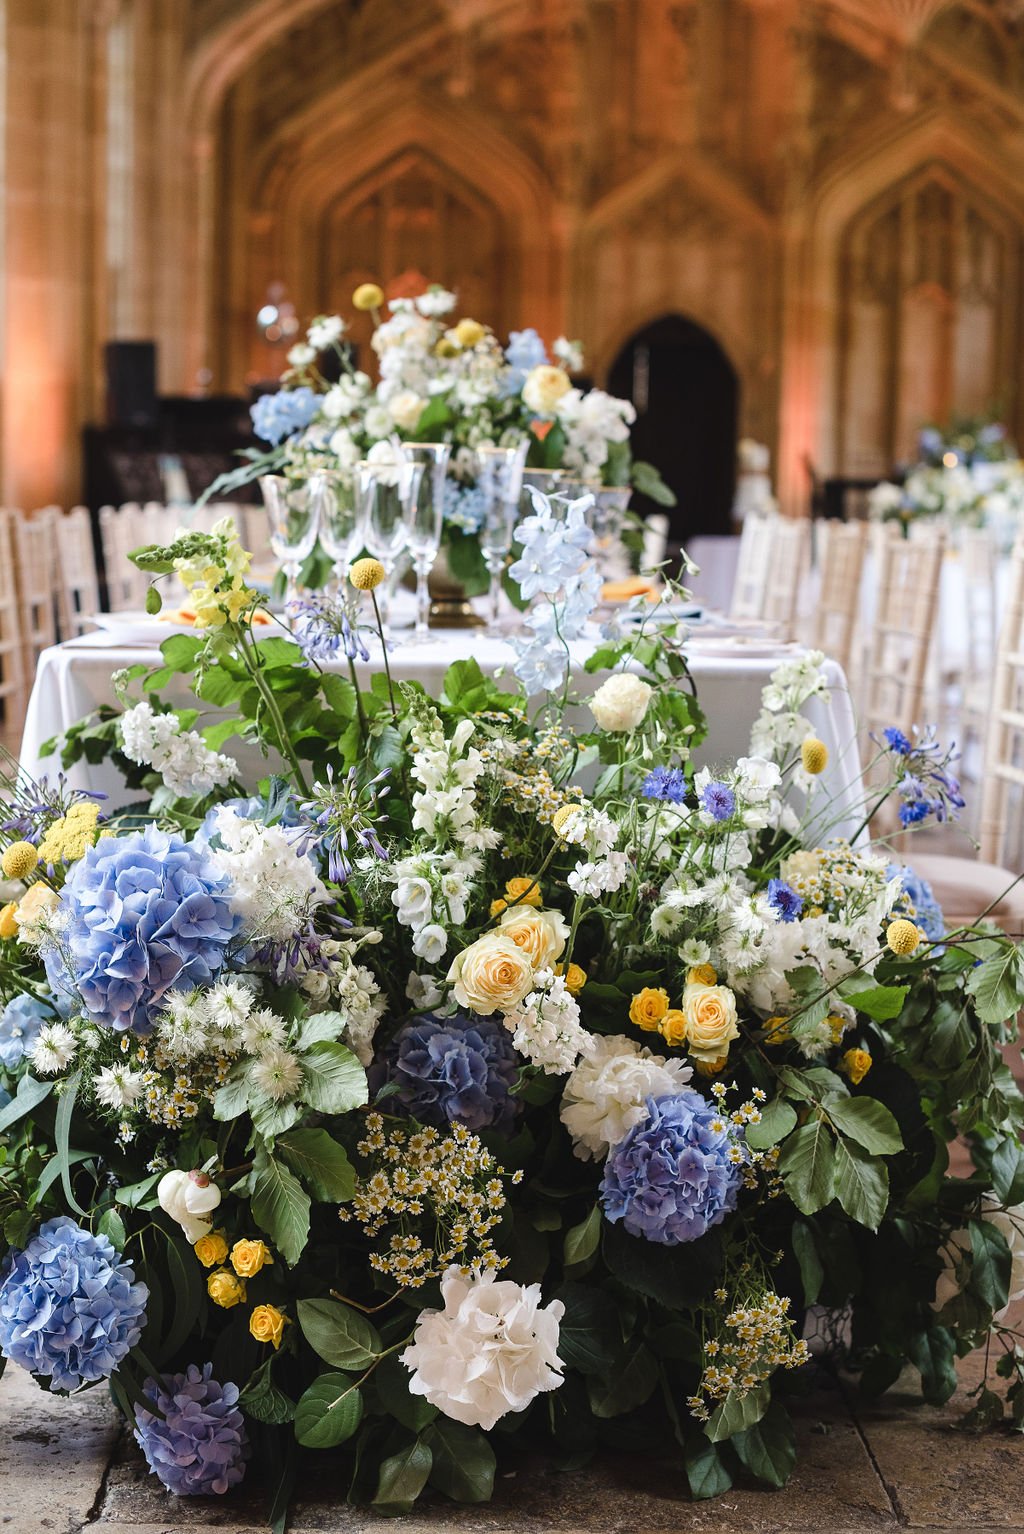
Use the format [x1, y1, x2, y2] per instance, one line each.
[607, 315, 739, 541]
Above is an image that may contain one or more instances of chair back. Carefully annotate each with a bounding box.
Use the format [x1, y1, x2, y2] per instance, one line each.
[980, 532, 1024, 870]
[11, 507, 60, 675]
[0, 510, 26, 746]
[99, 504, 148, 611]
[861, 521, 946, 762]
[730, 512, 809, 639]
[730, 511, 775, 621]
[54, 506, 100, 638]
[812, 518, 868, 674]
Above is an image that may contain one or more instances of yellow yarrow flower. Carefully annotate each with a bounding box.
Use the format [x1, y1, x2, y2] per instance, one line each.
[1, 842, 38, 880]
[840, 1048, 873, 1085]
[886, 918, 920, 956]
[489, 876, 543, 917]
[193, 1232, 230, 1269]
[801, 737, 829, 775]
[249, 1303, 288, 1349]
[37, 803, 101, 867]
[207, 1268, 246, 1309]
[350, 557, 386, 591]
[0, 901, 18, 939]
[353, 283, 384, 312]
[231, 1238, 274, 1279]
[629, 987, 670, 1032]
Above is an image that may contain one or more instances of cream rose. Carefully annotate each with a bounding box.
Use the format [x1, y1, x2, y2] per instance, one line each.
[14, 883, 60, 944]
[387, 389, 426, 432]
[497, 906, 568, 969]
[523, 364, 572, 415]
[680, 982, 740, 1063]
[589, 674, 653, 732]
[447, 933, 536, 1015]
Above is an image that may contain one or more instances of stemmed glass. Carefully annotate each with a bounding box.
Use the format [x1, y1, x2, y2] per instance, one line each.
[403, 443, 451, 644]
[259, 476, 321, 606]
[356, 456, 424, 638]
[476, 442, 528, 634]
[312, 469, 361, 590]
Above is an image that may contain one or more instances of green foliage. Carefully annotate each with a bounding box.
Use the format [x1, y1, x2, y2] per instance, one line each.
[250, 1152, 310, 1266]
[296, 1298, 381, 1370]
[295, 1372, 364, 1448]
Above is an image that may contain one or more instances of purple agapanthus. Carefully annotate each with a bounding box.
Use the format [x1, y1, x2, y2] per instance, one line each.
[298, 766, 389, 885]
[371, 1012, 520, 1135]
[699, 781, 736, 822]
[288, 594, 371, 664]
[766, 878, 803, 923]
[882, 727, 912, 756]
[134, 1364, 248, 1496]
[642, 766, 687, 804]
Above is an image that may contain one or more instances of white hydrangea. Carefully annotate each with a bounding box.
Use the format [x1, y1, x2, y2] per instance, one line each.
[120, 702, 237, 800]
[560, 1035, 693, 1160]
[207, 809, 329, 943]
[505, 970, 594, 1075]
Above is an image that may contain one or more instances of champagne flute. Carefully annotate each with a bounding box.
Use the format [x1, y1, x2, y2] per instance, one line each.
[403, 443, 451, 643]
[357, 456, 424, 638]
[477, 442, 528, 634]
[259, 475, 321, 607]
[312, 469, 361, 590]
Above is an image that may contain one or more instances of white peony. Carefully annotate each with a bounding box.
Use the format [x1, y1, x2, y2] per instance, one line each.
[560, 1035, 693, 1160]
[589, 674, 652, 732]
[157, 1169, 222, 1243]
[401, 1266, 564, 1430]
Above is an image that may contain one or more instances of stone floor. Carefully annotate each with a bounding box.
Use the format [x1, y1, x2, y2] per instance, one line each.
[2, 1339, 1023, 1534]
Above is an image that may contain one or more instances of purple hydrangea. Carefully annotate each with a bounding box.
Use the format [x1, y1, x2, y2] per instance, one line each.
[699, 781, 736, 822]
[371, 1012, 520, 1135]
[249, 385, 319, 445]
[134, 1364, 248, 1497]
[50, 825, 241, 1033]
[766, 878, 803, 923]
[642, 766, 687, 804]
[0, 993, 51, 1070]
[600, 1091, 746, 1245]
[0, 1217, 148, 1390]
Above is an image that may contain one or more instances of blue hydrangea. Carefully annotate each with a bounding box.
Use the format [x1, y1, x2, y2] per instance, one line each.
[699, 781, 736, 822]
[443, 479, 488, 533]
[50, 825, 241, 1033]
[134, 1364, 248, 1497]
[250, 386, 319, 445]
[887, 862, 945, 944]
[0, 994, 51, 1070]
[766, 878, 803, 923]
[371, 1013, 520, 1135]
[600, 1091, 746, 1245]
[642, 766, 687, 804]
[501, 327, 549, 395]
[0, 1217, 148, 1390]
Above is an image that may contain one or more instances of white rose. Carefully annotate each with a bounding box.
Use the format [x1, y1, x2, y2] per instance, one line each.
[522, 364, 572, 416]
[589, 674, 653, 732]
[401, 1266, 564, 1430]
[393, 876, 433, 931]
[287, 342, 316, 367]
[157, 1169, 222, 1244]
[387, 390, 426, 432]
[412, 923, 448, 964]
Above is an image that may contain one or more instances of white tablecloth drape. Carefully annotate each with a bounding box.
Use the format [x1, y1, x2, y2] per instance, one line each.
[19, 629, 864, 838]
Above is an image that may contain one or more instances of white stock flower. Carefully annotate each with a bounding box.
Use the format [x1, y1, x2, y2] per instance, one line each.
[589, 674, 652, 732]
[401, 1266, 564, 1430]
[30, 1023, 77, 1075]
[415, 287, 457, 317]
[407, 970, 444, 1012]
[157, 1169, 222, 1243]
[560, 1035, 693, 1160]
[307, 314, 345, 350]
[505, 970, 593, 1075]
[567, 850, 630, 898]
[250, 1046, 303, 1103]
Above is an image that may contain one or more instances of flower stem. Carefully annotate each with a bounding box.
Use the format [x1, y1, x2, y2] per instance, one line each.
[371, 592, 398, 720]
[236, 623, 310, 794]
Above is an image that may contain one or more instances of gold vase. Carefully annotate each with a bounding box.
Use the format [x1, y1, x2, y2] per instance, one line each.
[427, 545, 485, 628]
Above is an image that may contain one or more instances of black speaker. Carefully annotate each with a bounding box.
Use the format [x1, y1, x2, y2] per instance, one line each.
[104, 340, 157, 427]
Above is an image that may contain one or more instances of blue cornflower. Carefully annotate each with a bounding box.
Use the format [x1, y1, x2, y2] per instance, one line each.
[371, 1012, 521, 1135]
[699, 781, 736, 822]
[642, 767, 687, 804]
[898, 796, 932, 827]
[0, 1217, 147, 1390]
[883, 727, 912, 755]
[250, 386, 319, 445]
[600, 1091, 746, 1245]
[767, 878, 803, 923]
[134, 1364, 248, 1497]
[0, 994, 52, 1071]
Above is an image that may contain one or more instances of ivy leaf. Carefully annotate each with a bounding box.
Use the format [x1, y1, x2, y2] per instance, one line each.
[824, 1094, 903, 1156]
[908, 1325, 957, 1406]
[294, 1372, 363, 1448]
[745, 1097, 797, 1151]
[832, 1137, 889, 1230]
[966, 945, 1024, 1026]
[422, 1419, 496, 1503]
[250, 1152, 310, 1266]
[731, 1400, 797, 1488]
[778, 1119, 836, 1215]
[299, 1042, 368, 1115]
[277, 1129, 355, 1203]
[991, 1138, 1024, 1206]
[373, 1436, 433, 1515]
[296, 1297, 380, 1370]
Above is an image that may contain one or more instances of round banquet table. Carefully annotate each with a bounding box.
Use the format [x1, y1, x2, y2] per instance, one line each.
[18, 625, 865, 838]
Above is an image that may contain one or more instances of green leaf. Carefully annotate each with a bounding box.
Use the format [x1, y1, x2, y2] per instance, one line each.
[158, 1233, 205, 1362]
[991, 1138, 1024, 1206]
[745, 1097, 797, 1151]
[373, 1351, 438, 1433]
[250, 1152, 310, 1266]
[277, 1128, 355, 1203]
[3, 1209, 33, 1248]
[588, 1343, 659, 1418]
[778, 1119, 836, 1215]
[551, 1283, 620, 1375]
[422, 1419, 496, 1503]
[832, 1137, 889, 1230]
[824, 1094, 903, 1155]
[966, 945, 1024, 1026]
[562, 1205, 601, 1268]
[299, 1041, 368, 1115]
[960, 1387, 1005, 1431]
[296, 1297, 381, 1370]
[292, 1010, 345, 1052]
[294, 1371, 363, 1448]
[0, 1074, 53, 1134]
[97, 1208, 127, 1251]
[791, 1219, 824, 1305]
[145, 585, 162, 615]
[54, 1071, 87, 1216]
[158, 633, 204, 672]
[115, 1171, 163, 1209]
[373, 1436, 432, 1515]
[684, 1435, 732, 1498]
[442, 657, 487, 706]
[705, 1381, 770, 1442]
[212, 1068, 251, 1123]
[731, 1401, 796, 1488]
[909, 1325, 957, 1406]
[845, 983, 910, 1021]
[239, 1356, 296, 1425]
[969, 1218, 1011, 1313]
[631, 459, 677, 507]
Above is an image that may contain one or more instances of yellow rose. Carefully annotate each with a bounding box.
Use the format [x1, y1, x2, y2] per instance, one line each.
[686, 964, 717, 987]
[2, 842, 38, 880]
[696, 1054, 729, 1078]
[496, 906, 568, 969]
[764, 1015, 791, 1045]
[827, 1013, 848, 1046]
[840, 1048, 873, 1086]
[447, 933, 535, 1015]
[353, 282, 384, 312]
[207, 1268, 246, 1309]
[193, 1231, 229, 1268]
[14, 883, 59, 942]
[563, 963, 587, 996]
[0, 902, 18, 939]
[629, 987, 670, 1032]
[490, 876, 543, 917]
[250, 1303, 288, 1350]
[523, 364, 572, 415]
[658, 1008, 687, 1047]
[231, 1238, 274, 1279]
[452, 318, 486, 348]
[680, 982, 740, 1063]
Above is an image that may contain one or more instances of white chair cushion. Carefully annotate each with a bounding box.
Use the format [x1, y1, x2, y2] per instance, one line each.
[911, 852, 1024, 936]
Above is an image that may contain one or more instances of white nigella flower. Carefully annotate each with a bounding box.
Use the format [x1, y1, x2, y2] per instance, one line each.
[203, 977, 254, 1055]
[155, 990, 210, 1062]
[560, 1035, 693, 1160]
[241, 1008, 288, 1056]
[31, 1023, 77, 1075]
[250, 1046, 303, 1103]
[93, 1064, 144, 1112]
[287, 342, 316, 367]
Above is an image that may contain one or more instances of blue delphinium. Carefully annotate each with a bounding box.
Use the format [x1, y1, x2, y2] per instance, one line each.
[766, 878, 803, 923]
[876, 725, 965, 828]
[600, 1091, 746, 1245]
[642, 766, 687, 804]
[699, 781, 736, 822]
[887, 862, 945, 944]
[134, 1364, 248, 1496]
[0, 994, 51, 1070]
[0, 1217, 148, 1390]
[372, 1013, 520, 1136]
[249, 386, 319, 445]
[502, 327, 549, 395]
[50, 825, 241, 1033]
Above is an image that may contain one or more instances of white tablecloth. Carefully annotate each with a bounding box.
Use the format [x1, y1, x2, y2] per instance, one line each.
[19, 628, 864, 837]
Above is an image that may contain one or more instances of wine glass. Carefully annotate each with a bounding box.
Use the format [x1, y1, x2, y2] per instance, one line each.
[312, 469, 361, 590]
[403, 443, 451, 643]
[356, 456, 424, 637]
[259, 476, 321, 607]
[476, 442, 529, 634]
[520, 467, 568, 520]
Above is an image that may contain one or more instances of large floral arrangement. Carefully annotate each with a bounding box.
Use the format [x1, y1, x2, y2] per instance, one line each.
[210, 278, 673, 592]
[2, 507, 1024, 1523]
[869, 415, 1024, 543]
